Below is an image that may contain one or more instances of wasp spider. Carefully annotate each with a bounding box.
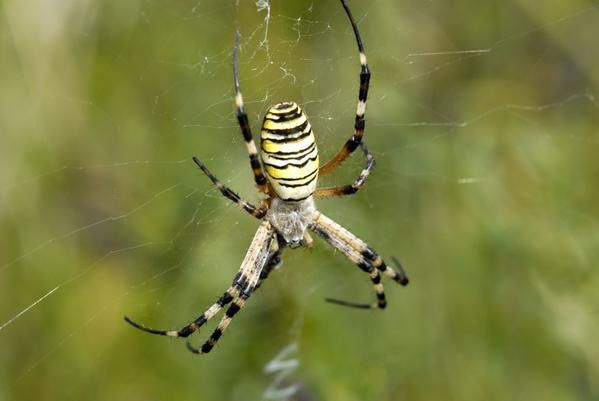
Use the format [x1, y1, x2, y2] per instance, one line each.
[125, 0, 409, 354]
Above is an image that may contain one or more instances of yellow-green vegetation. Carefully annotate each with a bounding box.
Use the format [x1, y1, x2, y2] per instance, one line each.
[1, 1, 598, 400]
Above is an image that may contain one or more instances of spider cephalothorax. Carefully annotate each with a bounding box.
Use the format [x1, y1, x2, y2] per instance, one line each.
[125, 0, 409, 355]
[267, 196, 315, 246]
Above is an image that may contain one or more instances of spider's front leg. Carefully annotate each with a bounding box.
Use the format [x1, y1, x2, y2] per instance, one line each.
[125, 221, 277, 354]
[186, 222, 279, 354]
[309, 211, 408, 309]
[187, 239, 283, 353]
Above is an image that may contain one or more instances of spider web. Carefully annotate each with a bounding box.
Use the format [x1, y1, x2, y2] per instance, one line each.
[1, 0, 599, 400]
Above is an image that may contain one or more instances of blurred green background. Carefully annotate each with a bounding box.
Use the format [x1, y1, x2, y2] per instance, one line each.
[1, 0, 598, 400]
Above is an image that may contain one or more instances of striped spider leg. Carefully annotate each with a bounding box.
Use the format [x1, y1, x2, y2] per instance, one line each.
[192, 30, 270, 196]
[125, 221, 278, 354]
[232, 31, 269, 195]
[310, 212, 408, 309]
[314, 143, 374, 197]
[186, 235, 285, 354]
[310, 0, 405, 308]
[319, 0, 371, 177]
[191, 156, 267, 219]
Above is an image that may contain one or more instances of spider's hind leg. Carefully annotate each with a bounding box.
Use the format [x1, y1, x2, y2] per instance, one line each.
[319, 0, 371, 177]
[231, 31, 269, 194]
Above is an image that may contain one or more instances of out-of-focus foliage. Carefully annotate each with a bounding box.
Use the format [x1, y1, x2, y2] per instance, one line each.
[1, 1, 598, 400]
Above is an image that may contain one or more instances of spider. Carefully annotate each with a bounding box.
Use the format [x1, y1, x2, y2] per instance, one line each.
[124, 0, 409, 354]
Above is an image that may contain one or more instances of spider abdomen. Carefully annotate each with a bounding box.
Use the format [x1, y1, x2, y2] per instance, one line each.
[260, 102, 319, 202]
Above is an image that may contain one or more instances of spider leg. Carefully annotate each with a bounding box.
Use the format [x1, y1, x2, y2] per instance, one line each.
[232, 31, 269, 194]
[309, 213, 385, 309]
[314, 143, 374, 197]
[124, 221, 275, 344]
[309, 212, 408, 309]
[124, 288, 237, 337]
[323, 256, 406, 309]
[255, 239, 285, 291]
[186, 221, 277, 354]
[319, 0, 371, 177]
[186, 292, 249, 354]
[192, 156, 267, 219]
[187, 237, 283, 353]
[313, 211, 408, 285]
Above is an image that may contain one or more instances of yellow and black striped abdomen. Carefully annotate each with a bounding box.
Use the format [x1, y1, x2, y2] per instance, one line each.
[260, 102, 319, 202]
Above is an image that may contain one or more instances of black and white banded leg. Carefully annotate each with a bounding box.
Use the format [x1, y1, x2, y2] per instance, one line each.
[187, 238, 283, 353]
[232, 31, 269, 194]
[320, 0, 371, 177]
[314, 212, 408, 285]
[186, 292, 250, 354]
[124, 288, 238, 338]
[187, 222, 277, 354]
[255, 239, 285, 292]
[310, 212, 386, 309]
[314, 143, 374, 197]
[192, 156, 267, 219]
[124, 221, 276, 353]
[310, 212, 408, 309]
